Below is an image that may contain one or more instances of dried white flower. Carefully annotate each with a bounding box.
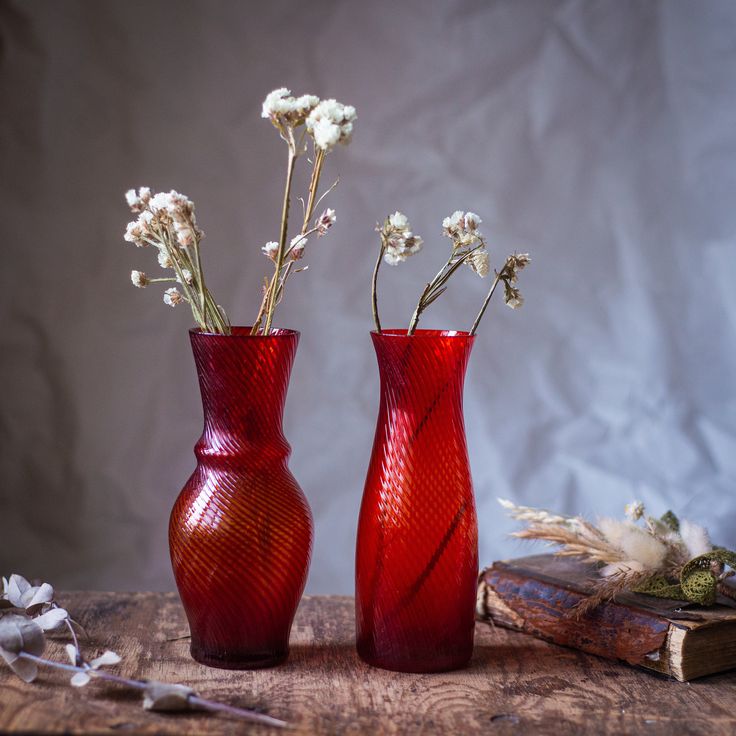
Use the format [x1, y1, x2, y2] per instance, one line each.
[470, 249, 490, 278]
[177, 269, 193, 285]
[261, 241, 279, 261]
[440, 209, 487, 276]
[315, 208, 336, 236]
[442, 210, 483, 247]
[289, 235, 307, 260]
[624, 501, 645, 521]
[388, 211, 409, 230]
[157, 250, 173, 269]
[380, 211, 423, 266]
[306, 99, 356, 151]
[174, 223, 194, 248]
[163, 287, 183, 307]
[124, 221, 146, 248]
[261, 88, 320, 127]
[130, 270, 148, 288]
[125, 187, 151, 213]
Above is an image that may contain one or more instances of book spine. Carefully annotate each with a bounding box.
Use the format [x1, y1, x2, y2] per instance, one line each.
[476, 565, 671, 672]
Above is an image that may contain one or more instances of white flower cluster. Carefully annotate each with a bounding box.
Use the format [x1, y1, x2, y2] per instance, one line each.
[262, 88, 320, 126]
[123, 188, 218, 311]
[123, 188, 204, 250]
[442, 210, 483, 246]
[306, 99, 357, 151]
[163, 287, 183, 307]
[261, 88, 356, 152]
[441, 210, 488, 277]
[380, 212, 424, 266]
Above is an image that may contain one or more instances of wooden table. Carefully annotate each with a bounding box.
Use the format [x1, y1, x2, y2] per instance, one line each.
[0, 593, 734, 735]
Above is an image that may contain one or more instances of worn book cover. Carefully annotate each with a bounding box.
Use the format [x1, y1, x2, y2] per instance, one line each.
[476, 554, 736, 681]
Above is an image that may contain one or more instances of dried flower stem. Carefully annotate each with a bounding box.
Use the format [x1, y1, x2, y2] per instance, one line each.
[469, 256, 514, 336]
[301, 149, 326, 232]
[260, 146, 297, 335]
[18, 653, 286, 728]
[153, 221, 229, 334]
[371, 243, 386, 333]
[407, 244, 484, 335]
[255, 147, 327, 336]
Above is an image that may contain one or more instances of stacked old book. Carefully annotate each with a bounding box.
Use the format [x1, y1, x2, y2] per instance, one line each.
[476, 554, 736, 681]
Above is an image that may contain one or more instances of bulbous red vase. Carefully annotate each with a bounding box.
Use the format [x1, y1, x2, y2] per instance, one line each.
[356, 329, 479, 673]
[169, 327, 313, 669]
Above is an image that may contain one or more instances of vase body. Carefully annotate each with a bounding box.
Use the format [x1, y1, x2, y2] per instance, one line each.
[169, 327, 312, 669]
[356, 329, 479, 673]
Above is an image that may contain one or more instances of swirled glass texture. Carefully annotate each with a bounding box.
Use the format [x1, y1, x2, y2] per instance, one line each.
[356, 329, 478, 672]
[170, 328, 312, 669]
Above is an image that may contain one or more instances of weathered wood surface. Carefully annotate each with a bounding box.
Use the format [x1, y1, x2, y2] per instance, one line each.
[0, 593, 734, 735]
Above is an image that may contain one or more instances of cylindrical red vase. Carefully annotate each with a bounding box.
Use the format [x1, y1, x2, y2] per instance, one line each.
[356, 329, 478, 673]
[169, 327, 313, 669]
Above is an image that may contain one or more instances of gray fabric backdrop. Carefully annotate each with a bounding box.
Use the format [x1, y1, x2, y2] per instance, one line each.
[1, 0, 735, 594]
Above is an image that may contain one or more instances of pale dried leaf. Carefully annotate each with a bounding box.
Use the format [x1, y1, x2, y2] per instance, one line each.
[142, 682, 195, 712]
[34, 607, 68, 632]
[25, 583, 54, 612]
[0, 650, 38, 683]
[65, 643, 79, 665]
[6, 576, 31, 608]
[0, 614, 45, 682]
[90, 650, 121, 669]
[70, 671, 91, 687]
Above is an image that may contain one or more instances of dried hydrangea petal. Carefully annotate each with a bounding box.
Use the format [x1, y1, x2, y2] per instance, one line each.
[143, 682, 196, 712]
[0, 614, 45, 683]
[70, 671, 91, 687]
[90, 650, 121, 669]
[34, 607, 69, 632]
[6, 575, 31, 608]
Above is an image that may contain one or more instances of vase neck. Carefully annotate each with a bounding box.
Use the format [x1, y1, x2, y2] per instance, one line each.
[371, 331, 474, 414]
[189, 329, 299, 463]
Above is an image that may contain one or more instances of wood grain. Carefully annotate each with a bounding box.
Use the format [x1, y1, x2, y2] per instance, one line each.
[0, 593, 734, 735]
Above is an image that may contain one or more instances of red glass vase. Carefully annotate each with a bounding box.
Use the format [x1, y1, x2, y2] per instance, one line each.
[169, 327, 313, 669]
[356, 329, 478, 673]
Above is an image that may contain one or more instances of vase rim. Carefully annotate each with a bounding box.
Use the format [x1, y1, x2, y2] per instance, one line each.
[371, 329, 474, 339]
[190, 326, 300, 339]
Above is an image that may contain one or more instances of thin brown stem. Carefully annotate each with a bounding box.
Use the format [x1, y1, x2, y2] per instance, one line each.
[301, 148, 326, 233]
[408, 246, 483, 335]
[263, 148, 297, 335]
[371, 243, 385, 333]
[469, 257, 513, 336]
[18, 653, 287, 728]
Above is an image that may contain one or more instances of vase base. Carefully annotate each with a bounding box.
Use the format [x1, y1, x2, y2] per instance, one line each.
[357, 648, 471, 674]
[190, 645, 288, 670]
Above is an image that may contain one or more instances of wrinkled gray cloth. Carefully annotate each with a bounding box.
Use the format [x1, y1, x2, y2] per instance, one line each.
[1, 0, 734, 594]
